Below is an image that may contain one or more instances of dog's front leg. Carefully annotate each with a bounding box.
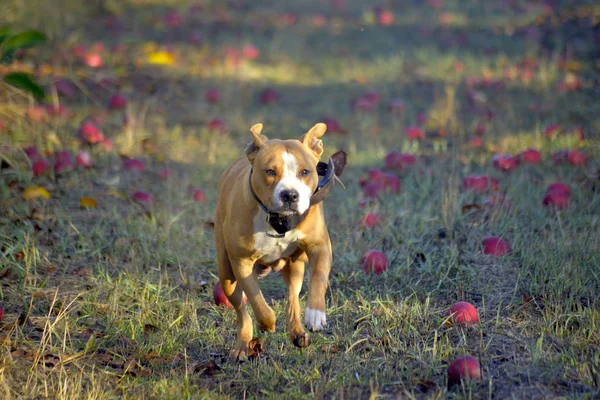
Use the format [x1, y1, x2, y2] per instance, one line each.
[304, 242, 332, 332]
[232, 258, 277, 333]
[282, 260, 309, 347]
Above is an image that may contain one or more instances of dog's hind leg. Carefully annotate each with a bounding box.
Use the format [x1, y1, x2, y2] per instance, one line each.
[281, 259, 309, 348]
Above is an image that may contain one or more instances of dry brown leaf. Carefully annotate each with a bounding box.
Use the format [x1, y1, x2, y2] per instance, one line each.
[193, 360, 222, 376]
[80, 197, 98, 209]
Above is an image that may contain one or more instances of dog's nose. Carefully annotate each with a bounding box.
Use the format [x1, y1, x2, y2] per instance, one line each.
[280, 190, 299, 205]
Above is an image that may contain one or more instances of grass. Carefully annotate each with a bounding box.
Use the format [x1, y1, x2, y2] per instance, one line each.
[1, 0, 600, 398]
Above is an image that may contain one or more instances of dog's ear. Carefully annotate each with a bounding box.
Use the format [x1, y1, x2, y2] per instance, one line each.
[299, 123, 327, 158]
[245, 123, 268, 161]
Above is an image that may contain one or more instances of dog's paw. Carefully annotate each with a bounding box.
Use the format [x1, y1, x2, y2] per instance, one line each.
[305, 307, 327, 332]
[229, 341, 249, 362]
[292, 332, 310, 348]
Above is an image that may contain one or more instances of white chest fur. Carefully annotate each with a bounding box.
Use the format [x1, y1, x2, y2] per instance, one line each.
[252, 212, 304, 263]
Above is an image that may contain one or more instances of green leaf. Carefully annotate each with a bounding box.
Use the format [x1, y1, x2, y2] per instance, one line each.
[0, 27, 13, 44]
[2, 30, 47, 54]
[3, 72, 45, 100]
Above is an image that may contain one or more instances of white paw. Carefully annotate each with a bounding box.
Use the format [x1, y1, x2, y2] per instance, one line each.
[305, 307, 327, 331]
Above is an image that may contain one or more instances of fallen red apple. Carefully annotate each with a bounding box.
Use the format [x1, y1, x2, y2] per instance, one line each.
[362, 182, 384, 198]
[321, 117, 342, 134]
[54, 151, 74, 174]
[242, 44, 260, 60]
[492, 154, 519, 172]
[133, 191, 153, 205]
[208, 119, 228, 134]
[462, 175, 499, 193]
[164, 11, 183, 28]
[32, 159, 49, 177]
[0, 303, 3, 322]
[518, 149, 541, 164]
[259, 88, 280, 105]
[213, 282, 246, 308]
[543, 192, 569, 210]
[448, 355, 481, 385]
[567, 150, 587, 166]
[361, 212, 382, 228]
[109, 94, 127, 110]
[54, 79, 75, 97]
[158, 168, 172, 179]
[384, 151, 416, 170]
[84, 52, 103, 68]
[76, 151, 93, 167]
[206, 89, 220, 104]
[545, 123, 561, 139]
[552, 150, 569, 164]
[470, 136, 484, 148]
[24, 146, 41, 160]
[474, 122, 485, 136]
[405, 126, 425, 141]
[546, 182, 570, 197]
[192, 188, 207, 203]
[446, 301, 479, 326]
[45, 104, 69, 118]
[79, 122, 105, 144]
[380, 173, 401, 193]
[375, 9, 394, 26]
[359, 250, 388, 274]
[482, 236, 512, 256]
[122, 158, 145, 172]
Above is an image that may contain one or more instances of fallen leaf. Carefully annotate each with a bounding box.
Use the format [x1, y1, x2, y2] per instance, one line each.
[247, 337, 265, 360]
[193, 360, 222, 376]
[22, 186, 50, 200]
[80, 197, 98, 209]
[461, 204, 482, 214]
[41, 354, 61, 368]
[147, 51, 175, 65]
[143, 324, 158, 333]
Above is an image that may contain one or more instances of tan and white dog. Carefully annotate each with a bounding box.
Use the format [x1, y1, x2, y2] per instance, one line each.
[214, 122, 336, 359]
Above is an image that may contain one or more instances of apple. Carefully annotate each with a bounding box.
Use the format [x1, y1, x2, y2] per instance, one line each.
[208, 119, 228, 134]
[24, 146, 40, 160]
[76, 151, 93, 167]
[32, 159, 50, 177]
[567, 150, 587, 166]
[164, 11, 183, 28]
[546, 182, 570, 197]
[405, 126, 425, 141]
[446, 302, 479, 326]
[545, 123, 561, 139]
[259, 88, 280, 105]
[543, 192, 568, 210]
[109, 94, 127, 110]
[376, 9, 394, 26]
[518, 149, 541, 164]
[0, 303, 3, 322]
[380, 173, 401, 193]
[384, 151, 416, 170]
[54, 79, 75, 97]
[192, 188, 207, 203]
[359, 250, 388, 274]
[492, 154, 519, 172]
[84, 52, 103, 68]
[470, 136, 484, 148]
[242, 44, 260, 60]
[552, 150, 569, 164]
[122, 158, 145, 172]
[482, 236, 512, 256]
[321, 117, 342, 134]
[352, 92, 380, 112]
[474, 122, 485, 136]
[133, 191, 153, 205]
[447, 355, 481, 385]
[462, 175, 499, 192]
[361, 212, 381, 228]
[79, 122, 105, 144]
[54, 151, 74, 174]
[213, 282, 246, 307]
[362, 182, 384, 198]
[45, 104, 69, 117]
[206, 89, 220, 104]
[158, 168, 171, 179]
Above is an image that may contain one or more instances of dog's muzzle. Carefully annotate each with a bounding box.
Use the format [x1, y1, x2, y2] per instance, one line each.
[250, 158, 337, 237]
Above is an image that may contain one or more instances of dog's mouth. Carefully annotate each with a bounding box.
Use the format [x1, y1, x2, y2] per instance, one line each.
[266, 209, 307, 235]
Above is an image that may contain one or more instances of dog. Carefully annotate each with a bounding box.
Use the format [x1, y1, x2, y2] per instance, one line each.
[214, 122, 339, 360]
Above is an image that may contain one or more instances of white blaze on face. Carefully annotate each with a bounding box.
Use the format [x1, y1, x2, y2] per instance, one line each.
[273, 152, 312, 213]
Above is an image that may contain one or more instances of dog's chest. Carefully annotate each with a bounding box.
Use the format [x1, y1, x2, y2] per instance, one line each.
[252, 213, 303, 264]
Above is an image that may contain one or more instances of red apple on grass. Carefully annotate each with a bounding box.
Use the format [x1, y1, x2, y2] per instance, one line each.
[213, 282, 247, 308]
[448, 355, 482, 385]
[133, 191, 153, 205]
[462, 175, 499, 193]
[518, 149, 541, 164]
[24, 146, 41, 160]
[482, 236, 512, 256]
[76, 151, 93, 167]
[567, 150, 587, 166]
[123, 158, 145, 172]
[446, 302, 479, 326]
[546, 182, 570, 196]
[360, 250, 388, 274]
[109, 94, 127, 110]
[32, 159, 50, 177]
[361, 212, 382, 228]
[79, 122, 105, 144]
[206, 89, 220, 104]
[492, 154, 519, 172]
[259, 89, 280, 105]
[405, 126, 425, 141]
[384, 151, 416, 170]
[54, 151, 74, 174]
[192, 189, 207, 203]
[0, 303, 3, 322]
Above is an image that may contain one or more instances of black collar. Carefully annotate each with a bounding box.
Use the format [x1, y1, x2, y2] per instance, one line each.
[249, 158, 336, 238]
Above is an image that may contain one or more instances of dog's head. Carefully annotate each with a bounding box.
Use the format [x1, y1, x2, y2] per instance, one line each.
[246, 123, 327, 214]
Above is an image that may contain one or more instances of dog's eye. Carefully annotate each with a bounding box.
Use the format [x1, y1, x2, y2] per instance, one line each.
[265, 169, 276, 177]
[299, 169, 311, 177]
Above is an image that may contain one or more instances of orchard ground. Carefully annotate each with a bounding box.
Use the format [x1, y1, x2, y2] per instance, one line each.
[1, 0, 599, 398]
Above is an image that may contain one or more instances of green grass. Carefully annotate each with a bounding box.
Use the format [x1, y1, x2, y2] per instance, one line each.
[1, 0, 600, 398]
